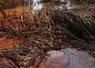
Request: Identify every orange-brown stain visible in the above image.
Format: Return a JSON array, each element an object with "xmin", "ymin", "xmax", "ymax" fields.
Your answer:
[
  {"xmin": 37, "ymin": 64, "xmax": 46, "ymax": 68},
  {"xmin": 0, "ymin": 38, "xmax": 22, "ymax": 49}
]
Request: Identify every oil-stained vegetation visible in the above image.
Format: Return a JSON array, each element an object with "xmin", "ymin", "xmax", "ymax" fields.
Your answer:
[{"xmin": 0, "ymin": 0, "xmax": 95, "ymax": 68}]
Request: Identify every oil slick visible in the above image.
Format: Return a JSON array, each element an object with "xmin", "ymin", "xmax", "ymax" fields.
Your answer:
[{"xmin": 38, "ymin": 49, "xmax": 95, "ymax": 68}]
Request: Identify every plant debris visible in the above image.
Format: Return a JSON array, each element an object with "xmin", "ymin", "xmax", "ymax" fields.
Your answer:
[{"xmin": 0, "ymin": 0, "xmax": 95, "ymax": 68}]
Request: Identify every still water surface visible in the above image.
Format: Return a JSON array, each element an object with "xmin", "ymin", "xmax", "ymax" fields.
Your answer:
[{"xmin": 38, "ymin": 48, "xmax": 95, "ymax": 68}]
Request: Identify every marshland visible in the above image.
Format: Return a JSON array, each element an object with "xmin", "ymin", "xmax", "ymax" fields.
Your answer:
[{"xmin": 0, "ymin": 0, "xmax": 95, "ymax": 68}]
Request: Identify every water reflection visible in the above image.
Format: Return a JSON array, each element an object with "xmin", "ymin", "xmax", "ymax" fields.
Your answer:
[
  {"xmin": 38, "ymin": 48, "xmax": 95, "ymax": 68},
  {"xmin": 32, "ymin": 0, "xmax": 43, "ymax": 11}
]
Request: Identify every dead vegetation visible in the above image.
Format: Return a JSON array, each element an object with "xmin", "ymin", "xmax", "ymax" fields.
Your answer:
[{"xmin": 0, "ymin": 0, "xmax": 95, "ymax": 68}]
